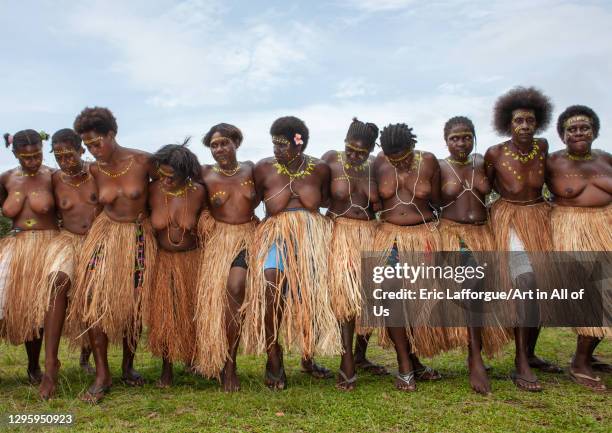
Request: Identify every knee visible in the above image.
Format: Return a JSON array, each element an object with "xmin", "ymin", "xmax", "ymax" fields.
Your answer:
[{"xmin": 227, "ymin": 280, "xmax": 246, "ymax": 304}]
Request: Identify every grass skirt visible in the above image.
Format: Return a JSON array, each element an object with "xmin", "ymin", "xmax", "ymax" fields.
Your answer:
[
  {"xmin": 41, "ymin": 230, "xmax": 89, "ymax": 348},
  {"xmin": 374, "ymin": 222, "xmax": 463, "ymax": 357},
  {"xmin": 194, "ymin": 218, "xmax": 257, "ymax": 377},
  {"xmin": 439, "ymin": 219, "xmax": 512, "ymax": 357},
  {"xmin": 146, "ymin": 249, "xmax": 199, "ymax": 363},
  {"xmin": 69, "ymin": 212, "xmax": 156, "ymax": 347},
  {"xmin": 329, "ymin": 217, "xmax": 377, "ymax": 326},
  {"xmin": 241, "ymin": 210, "xmax": 341, "ymax": 357},
  {"xmin": 551, "ymin": 205, "xmax": 611, "ymax": 338},
  {"xmin": 0, "ymin": 230, "xmax": 57, "ymax": 344}
]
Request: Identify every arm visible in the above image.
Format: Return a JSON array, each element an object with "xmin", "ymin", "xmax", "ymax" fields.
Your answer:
[
  {"xmin": 0, "ymin": 172, "xmax": 7, "ymax": 208},
  {"xmin": 429, "ymin": 154, "xmax": 441, "ymax": 208},
  {"xmin": 484, "ymin": 145, "xmax": 498, "ymax": 186},
  {"xmin": 318, "ymin": 159, "xmax": 331, "ymax": 209}
]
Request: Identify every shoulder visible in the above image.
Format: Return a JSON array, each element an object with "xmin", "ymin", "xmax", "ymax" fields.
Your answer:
[
  {"xmin": 201, "ymin": 164, "xmax": 213, "ymax": 177},
  {"xmin": 255, "ymin": 157, "xmax": 275, "ymax": 170},
  {"xmin": 593, "ymin": 149, "xmax": 611, "ymax": 159},
  {"xmin": 321, "ymin": 150, "xmax": 339, "ymax": 163},
  {"xmin": 535, "ymin": 137, "xmax": 549, "ymax": 152},
  {"xmin": 127, "ymin": 149, "xmax": 152, "ymax": 165},
  {"xmin": 484, "ymin": 143, "xmax": 505, "ymax": 159},
  {"xmin": 548, "ymin": 149, "xmax": 565, "ymax": 161},
  {"xmin": 419, "ymin": 150, "xmax": 436, "ymax": 161},
  {"xmin": 242, "ymin": 160, "xmax": 256, "ymax": 169}
]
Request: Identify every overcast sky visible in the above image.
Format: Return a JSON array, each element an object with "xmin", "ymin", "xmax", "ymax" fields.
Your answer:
[{"xmin": 1, "ymin": 0, "xmax": 611, "ymax": 173}]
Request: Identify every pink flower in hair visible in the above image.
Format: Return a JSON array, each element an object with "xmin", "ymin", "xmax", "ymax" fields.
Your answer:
[{"xmin": 294, "ymin": 133, "xmax": 303, "ymax": 146}]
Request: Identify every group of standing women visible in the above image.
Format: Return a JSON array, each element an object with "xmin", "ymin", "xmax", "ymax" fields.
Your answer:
[{"xmin": 0, "ymin": 86, "xmax": 609, "ymax": 404}]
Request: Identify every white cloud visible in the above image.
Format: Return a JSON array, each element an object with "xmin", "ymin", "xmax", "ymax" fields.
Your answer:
[
  {"xmin": 334, "ymin": 77, "xmax": 377, "ymax": 99},
  {"xmin": 344, "ymin": 0, "xmax": 417, "ymax": 12}
]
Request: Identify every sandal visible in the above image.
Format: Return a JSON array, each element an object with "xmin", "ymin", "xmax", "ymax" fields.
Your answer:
[
  {"xmin": 265, "ymin": 364, "xmax": 287, "ymax": 390},
  {"xmin": 414, "ymin": 366, "xmax": 442, "ymax": 381},
  {"xmin": 510, "ymin": 370, "xmax": 542, "ymax": 392},
  {"xmin": 121, "ymin": 371, "xmax": 145, "ymax": 387},
  {"xmin": 80, "ymin": 383, "xmax": 111, "ymax": 404},
  {"xmin": 569, "ymin": 369, "xmax": 606, "ymax": 392},
  {"xmin": 591, "ymin": 356, "xmax": 612, "ymax": 374},
  {"xmin": 336, "ymin": 370, "xmax": 357, "ymax": 391},
  {"xmin": 301, "ymin": 362, "xmax": 333, "ymax": 379},
  {"xmin": 355, "ymin": 359, "xmax": 388, "ymax": 376},
  {"xmin": 395, "ymin": 371, "xmax": 416, "ymax": 391},
  {"xmin": 528, "ymin": 356, "xmax": 563, "ymax": 374}
]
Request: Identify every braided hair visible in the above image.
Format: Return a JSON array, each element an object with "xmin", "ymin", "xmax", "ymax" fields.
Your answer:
[
  {"xmin": 443, "ymin": 116, "xmax": 475, "ymax": 140},
  {"xmin": 4, "ymin": 129, "xmax": 48, "ymax": 151},
  {"xmin": 152, "ymin": 138, "xmax": 200, "ymax": 182},
  {"xmin": 380, "ymin": 123, "xmax": 417, "ymax": 155},
  {"xmin": 345, "ymin": 117, "xmax": 379, "ymax": 151}
]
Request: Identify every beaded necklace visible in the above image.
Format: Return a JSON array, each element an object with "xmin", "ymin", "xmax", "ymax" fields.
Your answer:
[
  {"xmin": 565, "ymin": 151, "xmax": 593, "ymax": 161},
  {"xmin": 213, "ymin": 162, "xmax": 241, "ymax": 177},
  {"xmin": 163, "ymin": 183, "xmax": 192, "ymax": 247},
  {"xmin": 273, "ymin": 155, "xmax": 315, "ymax": 180},
  {"xmin": 97, "ymin": 156, "xmax": 134, "ymax": 178},
  {"xmin": 338, "ymin": 151, "xmax": 368, "ymax": 172},
  {"xmin": 503, "ymin": 140, "xmax": 539, "ymax": 164},
  {"xmin": 61, "ymin": 171, "xmax": 92, "ymax": 188}
]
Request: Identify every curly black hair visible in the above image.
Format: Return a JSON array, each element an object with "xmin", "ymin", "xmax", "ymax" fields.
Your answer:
[
  {"xmin": 4, "ymin": 129, "xmax": 46, "ymax": 151},
  {"xmin": 73, "ymin": 106, "xmax": 118, "ymax": 135},
  {"xmin": 556, "ymin": 105, "xmax": 600, "ymax": 139},
  {"xmin": 202, "ymin": 123, "xmax": 243, "ymax": 148},
  {"xmin": 443, "ymin": 116, "xmax": 475, "ymax": 140},
  {"xmin": 51, "ymin": 128, "xmax": 82, "ymax": 151},
  {"xmin": 270, "ymin": 116, "xmax": 309, "ymax": 150},
  {"xmin": 493, "ymin": 86, "xmax": 552, "ymax": 136},
  {"xmin": 380, "ymin": 123, "xmax": 417, "ymax": 155},
  {"xmin": 345, "ymin": 117, "xmax": 379, "ymax": 151},
  {"xmin": 152, "ymin": 138, "xmax": 200, "ymax": 182}
]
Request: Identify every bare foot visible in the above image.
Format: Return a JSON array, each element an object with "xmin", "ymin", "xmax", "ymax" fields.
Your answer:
[
  {"xmin": 80, "ymin": 378, "xmax": 112, "ymax": 404},
  {"xmin": 221, "ymin": 365, "xmax": 241, "ymax": 392},
  {"xmin": 468, "ymin": 356, "xmax": 491, "ymax": 395},
  {"xmin": 39, "ymin": 360, "xmax": 61, "ymax": 400}
]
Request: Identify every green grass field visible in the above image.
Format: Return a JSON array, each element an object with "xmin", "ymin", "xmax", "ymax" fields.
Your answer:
[{"xmin": 0, "ymin": 328, "xmax": 609, "ymax": 432}]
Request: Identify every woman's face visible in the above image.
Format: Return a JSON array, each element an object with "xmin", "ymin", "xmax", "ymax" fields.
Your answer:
[
  {"xmin": 209, "ymin": 132, "xmax": 237, "ymax": 166},
  {"xmin": 510, "ymin": 108, "xmax": 536, "ymax": 143},
  {"xmin": 14, "ymin": 143, "xmax": 43, "ymax": 173},
  {"xmin": 563, "ymin": 116, "xmax": 594, "ymax": 155},
  {"xmin": 157, "ymin": 164, "xmax": 184, "ymax": 190},
  {"xmin": 81, "ymin": 130, "xmax": 115, "ymax": 162},
  {"xmin": 344, "ymin": 140, "xmax": 371, "ymax": 165},
  {"xmin": 53, "ymin": 142, "xmax": 84, "ymax": 174},
  {"xmin": 272, "ymin": 135, "xmax": 301, "ymax": 165},
  {"xmin": 446, "ymin": 124, "xmax": 474, "ymax": 160}
]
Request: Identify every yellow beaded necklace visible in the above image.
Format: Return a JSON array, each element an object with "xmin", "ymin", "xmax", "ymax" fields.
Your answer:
[
  {"xmin": 273, "ymin": 156, "xmax": 315, "ymax": 180},
  {"xmin": 97, "ymin": 156, "xmax": 134, "ymax": 178}
]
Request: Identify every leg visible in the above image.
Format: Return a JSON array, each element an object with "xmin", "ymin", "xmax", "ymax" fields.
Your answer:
[
  {"xmin": 81, "ymin": 327, "xmax": 112, "ymax": 404},
  {"xmin": 386, "ymin": 327, "xmax": 416, "ymax": 391},
  {"xmin": 25, "ymin": 335, "xmax": 43, "ymax": 385},
  {"xmin": 467, "ymin": 326, "xmax": 490, "ymax": 395},
  {"xmin": 301, "ymin": 356, "xmax": 333, "ymax": 379},
  {"xmin": 526, "ymin": 327, "xmax": 561, "ymax": 372},
  {"xmin": 354, "ymin": 332, "xmax": 388, "ymax": 375},
  {"xmin": 569, "ymin": 335, "xmax": 606, "ymax": 391},
  {"xmin": 157, "ymin": 357, "xmax": 173, "ymax": 388},
  {"xmin": 79, "ymin": 346, "xmax": 95, "ymax": 375},
  {"xmin": 39, "ymin": 273, "xmax": 69, "ymax": 399},
  {"xmin": 121, "ymin": 333, "xmax": 144, "ymax": 386},
  {"xmin": 589, "ymin": 338, "xmax": 612, "ymax": 373},
  {"xmin": 337, "ymin": 319, "xmax": 356, "ymax": 391},
  {"xmin": 263, "ymin": 268, "xmax": 286, "ymax": 390},
  {"xmin": 220, "ymin": 265, "xmax": 247, "ymax": 392},
  {"xmin": 511, "ymin": 326, "xmax": 541, "ymax": 391}
]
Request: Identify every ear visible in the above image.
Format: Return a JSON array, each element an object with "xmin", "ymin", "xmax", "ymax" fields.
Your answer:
[{"xmin": 107, "ymin": 130, "xmax": 116, "ymax": 140}]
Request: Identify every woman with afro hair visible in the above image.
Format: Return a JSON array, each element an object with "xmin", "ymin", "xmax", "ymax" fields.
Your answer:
[
  {"xmin": 372, "ymin": 122, "xmax": 454, "ymax": 391},
  {"xmin": 322, "ymin": 117, "xmax": 387, "ymax": 390},
  {"xmin": 67, "ymin": 106, "xmax": 158, "ymax": 403},
  {"xmin": 0, "ymin": 130, "xmax": 57, "ymax": 387},
  {"xmin": 484, "ymin": 86, "xmax": 562, "ymax": 392},
  {"xmin": 193, "ymin": 123, "xmax": 259, "ymax": 392},
  {"xmin": 145, "ymin": 140, "xmax": 206, "ymax": 388},
  {"xmin": 242, "ymin": 116, "xmax": 341, "ymax": 390},
  {"xmin": 437, "ymin": 116, "xmax": 512, "ymax": 395},
  {"xmin": 547, "ymin": 105, "xmax": 611, "ymax": 391}
]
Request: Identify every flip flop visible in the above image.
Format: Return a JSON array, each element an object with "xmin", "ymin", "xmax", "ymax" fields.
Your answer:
[
  {"xmin": 528, "ymin": 357, "xmax": 563, "ymax": 374},
  {"xmin": 265, "ymin": 365, "xmax": 286, "ymax": 391},
  {"xmin": 336, "ymin": 370, "xmax": 357, "ymax": 391},
  {"xmin": 80, "ymin": 384, "xmax": 111, "ymax": 404},
  {"xmin": 301, "ymin": 362, "xmax": 333, "ymax": 379},
  {"xmin": 414, "ymin": 366, "xmax": 442, "ymax": 381},
  {"xmin": 569, "ymin": 369, "xmax": 606, "ymax": 392},
  {"xmin": 121, "ymin": 372, "xmax": 145, "ymax": 387},
  {"xmin": 355, "ymin": 359, "xmax": 389, "ymax": 376},
  {"xmin": 395, "ymin": 371, "xmax": 416, "ymax": 392},
  {"xmin": 510, "ymin": 370, "xmax": 542, "ymax": 392}
]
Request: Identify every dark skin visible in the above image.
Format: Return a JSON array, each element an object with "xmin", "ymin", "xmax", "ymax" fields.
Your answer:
[
  {"xmin": 0, "ymin": 143, "xmax": 57, "ymax": 386},
  {"xmin": 322, "ymin": 141, "xmax": 385, "ymax": 390},
  {"xmin": 149, "ymin": 164, "xmax": 205, "ymax": 387},
  {"xmin": 39, "ymin": 142, "xmax": 101, "ymax": 400},
  {"xmin": 546, "ymin": 116, "xmax": 612, "ymax": 390},
  {"xmin": 439, "ymin": 124, "xmax": 492, "ymax": 395},
  {"xmin": 200, "ymin": 131, "xmax": 258, "ymax": 392},
  {"xmin": 80, "ymin": 129, "xmax": 157, "ymax": 400},
  {"xmin": 484, "ymin": 108, "xmax": 556, "ymax": 391},
  {"xmin": 253, "ymin": 133, "xmax": 331, "ymax": 389},
  {"xmin": 374, "ymin": 146, "xmax": 441, "ymax": 391}
]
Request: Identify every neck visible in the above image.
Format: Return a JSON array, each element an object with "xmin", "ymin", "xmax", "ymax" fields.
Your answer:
[
  {"xmin": 64, "ymin": 162, "xmax": 86, "ymax": 177},
  {"xmin": 512, "ymin": 137, "xmax": 534, "ymax": 151},
  {"xmin": 450, "ymin": 153, "xmax": 469, "ymax": 162},
  {"xmin": 165, "ymin": 180, "xmax": 188, "ymax": 194},
  {"xmin": 286, "ymin": 153, "xmax": 304, "ymax": 171},
  {"xmin": 218, "ymin": 158, "xmax": 238, "ymax": 171}
]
